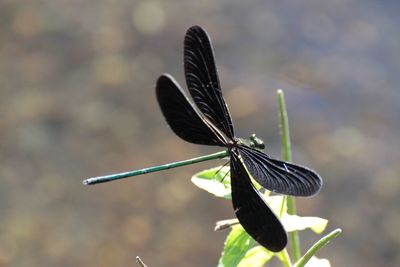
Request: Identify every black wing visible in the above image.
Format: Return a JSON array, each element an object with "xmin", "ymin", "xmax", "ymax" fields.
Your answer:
[
  {"xmin": 184, "ymin": 25, "xmax": 235, "ymax": 140},
  {"xmin": 156, "ymin": 74, "xmax": 226, "ymax": 146},
  {"xmin": 230, "ymin": 149, "xmax": 287, "ymax": 252},
  {"xmin": 237, "ymin": 145, "xmax": 322, "ymax": 197}
]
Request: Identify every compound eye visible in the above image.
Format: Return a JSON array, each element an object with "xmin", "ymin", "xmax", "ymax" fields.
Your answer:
[
  {"xmin": 257, "ymin": 142, "xmax": 265, "ymax": 150},
  {"xmin": 249, "ymin": 134, "xmax": 265, "ymax": 150}
]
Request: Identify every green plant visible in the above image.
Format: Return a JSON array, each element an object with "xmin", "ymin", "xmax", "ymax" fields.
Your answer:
[{"xmin": 191, "ymin": 90, "xmax": 341, "ymax": 267}]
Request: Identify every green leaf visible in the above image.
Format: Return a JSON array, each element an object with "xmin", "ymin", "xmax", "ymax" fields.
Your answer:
[
  {"xmin": 282, "ymin": 214, "xmax": 328, "ymax": 234},
  {"xmin": 237, "ymin": 246, "xmax": 274, "ymax": 267},
  {"xmin": 218, "ymin": 225, "xmax": 255, "ymax": 267},
  {"xmin": 191, "ymin": 166, "xmax": 232, "ymax": 199},
  {"xmin": 265, "ymin": 195, "xmax": 286, "ymax": 214},
  {"xmin": 264, "ymin": 195, "xmax": 328, "ymax": 234}
]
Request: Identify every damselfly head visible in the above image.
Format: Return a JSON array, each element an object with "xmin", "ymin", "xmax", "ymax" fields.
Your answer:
[
  {"xmin": 249, "ymin": 133, "xmax": 265, "ymax": 150},
  {"xmin": 237, "ymin": 134, "xmax": 265, "ymax": 150}
]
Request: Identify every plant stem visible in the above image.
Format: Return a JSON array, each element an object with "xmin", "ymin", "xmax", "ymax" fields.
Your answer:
[
  {"xmin": 214, "ymin": 218, "xmax": 239, "ymax": 231},
  {"xmin": 294, "ymin": 229, "xmax": 342, "ymax": 267},
  {"xmin": 279, "ymin": 249, "xmax": 293, "ymax": 267},
  {"xmin": 277, "ymin": 90, "xmax": 292, "ymax": 166},
  {"xmin": 136, "ymin": 256, "xmax": 148, "ymax": 267},
  {"xmin": 83, "ymin": 150, "xmax": 229, "ymax": 185},
  {"xmin": 279, "ymin": 195, "xmax": 287, "ymax": 218},
  {"xmin": 277, "ymin": 89, "xmax": 301, "ymax": 261}
]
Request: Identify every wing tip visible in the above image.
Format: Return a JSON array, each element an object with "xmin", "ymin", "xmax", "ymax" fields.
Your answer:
[
  {"xmin": 186, "ymin": 25, "xmax": 206, "ymax": 35},
  {"xmin": 261, "ymin": 230, "xmax": 288, "ymax": 252},
  {"xmin": 185, "ymin": 25, "xmax": 211, "ymax": 46},
  {"xmin": 265, "ymin": 238, "xmax": 287, "ymax": 252},
  {"xmin": 157, "ymin": 73, "xmax": 175, "ymax": 83},
  {"xmin": 156, "ymin": 73, "xmax": 182, "ymax": 92},
  {"xmin": 302, "ymin": 170, "xmax": 323, "ymax": 197}
]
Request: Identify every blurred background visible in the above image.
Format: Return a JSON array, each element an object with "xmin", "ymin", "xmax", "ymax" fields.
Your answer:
[{"xmin": 0, "ymin": 0, "xmax": 399, "ymax": 266}]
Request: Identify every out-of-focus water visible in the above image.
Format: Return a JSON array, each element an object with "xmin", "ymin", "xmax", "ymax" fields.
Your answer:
[{"xmin": 0, "ymin": 1, "xmax": 399, "ymax": 266}]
